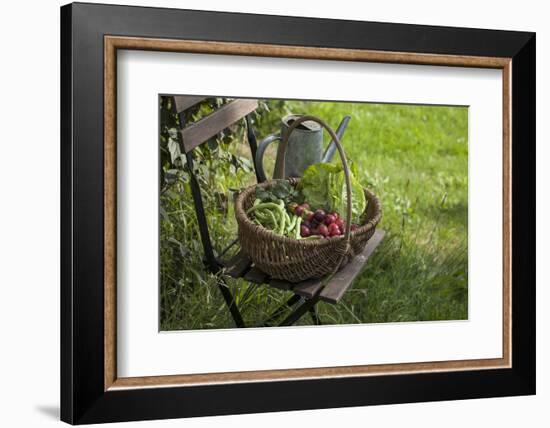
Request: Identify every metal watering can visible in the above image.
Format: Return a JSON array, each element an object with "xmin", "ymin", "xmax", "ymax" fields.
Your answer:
[{"xmin": 255, "ymin": 114, "xmax": 350, "ymax": 182}]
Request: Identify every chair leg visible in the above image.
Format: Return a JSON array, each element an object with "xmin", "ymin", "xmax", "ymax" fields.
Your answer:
[
  {"xmin": 278, "ymin": 296, "xmax": 319, "ymax": 327},
  {"xmin": 217, "ymin": 278, "xmax": 245, "ymax": 328},
  {"xmin": 262, "ymin": 294, "xmax": 301, "ymax": 326}
]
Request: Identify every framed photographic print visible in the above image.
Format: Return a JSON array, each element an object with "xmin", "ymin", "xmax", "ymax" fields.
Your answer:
[{"xmin": 60, "ymin": 2, "xmax": 535, "ymax": 424}]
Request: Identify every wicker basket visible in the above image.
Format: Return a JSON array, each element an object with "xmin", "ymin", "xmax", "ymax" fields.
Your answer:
[{"xmin": 235, "ymin": 115, "xmax": 382, "ymax": 283}]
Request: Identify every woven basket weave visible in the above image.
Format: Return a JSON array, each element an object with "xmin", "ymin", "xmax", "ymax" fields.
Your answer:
[{"xmin": 235, "ymin": 115, "xmax": 382, "ymax": 283}]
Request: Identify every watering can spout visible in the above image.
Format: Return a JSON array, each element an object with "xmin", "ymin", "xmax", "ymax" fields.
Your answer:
[{"xmin": 322, "ymin": 115, "xmax": 351, "ymax": 163}]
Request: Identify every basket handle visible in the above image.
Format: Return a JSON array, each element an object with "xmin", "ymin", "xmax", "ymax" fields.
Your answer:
[{"xmin": 277, "ymin": 115, "xmax": 353, "ymax": 258}]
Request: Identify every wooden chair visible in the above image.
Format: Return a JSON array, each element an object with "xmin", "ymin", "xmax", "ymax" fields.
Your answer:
[{"xmin": 171, "ymin": 95, "xmax": 385, "ymax": 327}]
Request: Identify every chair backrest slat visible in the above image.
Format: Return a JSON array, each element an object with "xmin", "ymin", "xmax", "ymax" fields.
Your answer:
[
  {"xmin": 180, "ymin": 99, "xmax": 258, "ymax": 153},
  {"xmin": 173, "ymin": 95, "xmax": 207, "ymax": 113}
]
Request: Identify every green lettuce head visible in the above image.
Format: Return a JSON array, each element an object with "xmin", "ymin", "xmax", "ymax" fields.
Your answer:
[{"xmin": 299, "ymin": 162, "xmax": 366, "ymax": 223}]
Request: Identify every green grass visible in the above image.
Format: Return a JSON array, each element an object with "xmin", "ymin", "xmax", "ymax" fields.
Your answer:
[{"xmin": 160, "ymin": 100, "xmax": 468, "ymax": 330}]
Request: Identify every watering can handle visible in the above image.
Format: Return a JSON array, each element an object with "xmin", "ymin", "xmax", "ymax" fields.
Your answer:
[
  {"xmin": 255, "ymin": 133, "xmax": 281, "ymax": 183},
  {"xmin": 278, "ymin": 115, "xmax": 355, "ymax": 268}
]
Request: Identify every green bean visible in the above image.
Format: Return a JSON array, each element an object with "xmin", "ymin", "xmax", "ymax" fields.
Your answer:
[
  {"xmin": 277, "ymin": 210, "xmax": 286, "ymax": 235},
  {"xmin": 254, "ymin": 208, "xmax": 274, "ymax": 227},
  {"xmin": 294, "ymin": 216, "xmax": 302, "ymax": 239},
  {"xmin": 247, "ymin": 201, "xmax": 291, "ymax": 236},
  {"xmin": 246, "ymin": 202, "xmax": 285, "ymax": 215},
  {"xmin": 284, "ymin": 210, "xmax": 291, "ymax": 226},
  {"xmin": 286, "ymin": 214, "xmax": 297, "ymax": 233},
  {"xmin": 254, "ymin": 209, "xmax": 271, "ymax": 223},
  {"xmin": 253, "ymin": 208, "xmax": 266, "ymax": 217},
  {"xmin": 262, "ymin": 207, "xmax": 285, "ymax": 235},
  {"xmin": 265, "ymin": 209, "xmax": 280, "ymax": 231},
  {"xmin": 273, "ymin": 203, "xmax": 288, "ymax": 235}
]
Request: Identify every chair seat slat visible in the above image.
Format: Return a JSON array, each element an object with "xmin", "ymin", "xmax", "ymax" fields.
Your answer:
[
  {"xmin": 292, "ymin": 278, "xmax": 324, "ymax": 298},
  {"xmin": 244, "ymin": 266, "xmax": 269, "ymax": 284},
  {"xmin": 319, "ymin": 230, "xmax": 385, "ymax": 304},
  {"xmin": 224, "ymin": 250, "xmax": 252, "ymax": 278}
]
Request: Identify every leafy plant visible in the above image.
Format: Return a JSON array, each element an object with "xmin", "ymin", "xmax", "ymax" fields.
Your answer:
[{"xmin": 255, "ymin": 180, "xmax": 301, "ymax": 205}]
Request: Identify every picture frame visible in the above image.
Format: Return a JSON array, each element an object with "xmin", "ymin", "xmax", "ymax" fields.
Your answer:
[{"xmin": 60, "ymin": 2, "xmax": 535, "ymax": 424}]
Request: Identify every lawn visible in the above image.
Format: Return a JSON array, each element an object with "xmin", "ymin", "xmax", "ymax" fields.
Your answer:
[{"xmin": 160, "ymin": 98, "xmax": 468, "ymax": 330}]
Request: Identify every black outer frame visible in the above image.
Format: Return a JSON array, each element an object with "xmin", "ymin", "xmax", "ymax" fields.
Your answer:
[{"xmin": 60, "ymin": 2, "xmax": 535, "ymax": 424}]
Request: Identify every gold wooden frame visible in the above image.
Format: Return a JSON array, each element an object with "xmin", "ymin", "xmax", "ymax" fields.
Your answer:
[{"xmin": 104, "ymin": 36, "xmax": 512, "ymax": 391}]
